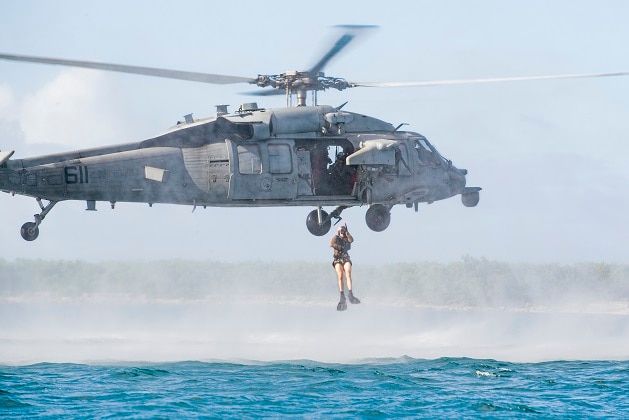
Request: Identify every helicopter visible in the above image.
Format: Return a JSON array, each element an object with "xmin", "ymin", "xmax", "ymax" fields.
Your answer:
[{"xmin": 0, "ymin": 26, "xmax": 626, "ymax": 241}]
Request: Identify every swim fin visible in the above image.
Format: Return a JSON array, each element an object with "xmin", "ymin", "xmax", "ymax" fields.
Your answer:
[
  {"xmin": 337, "ymin": 293, "xmax": 347, "ymax": 311},
  {"xmin": 348, "ymin": 291, "xmax": 361, "ymax": 304}
]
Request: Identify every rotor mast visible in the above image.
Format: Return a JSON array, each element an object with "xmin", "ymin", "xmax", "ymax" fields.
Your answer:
[
  {"xmin": 253, "ymin": 71, "xmax": 352, "ymax": 106},
  {"xmin": 250, "ymin": 25, "xmax": 377, "ymax": 106}
]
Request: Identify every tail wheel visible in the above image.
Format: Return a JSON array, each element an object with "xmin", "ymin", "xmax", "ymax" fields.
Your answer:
[
  {"xmin": 365, "ymin": 204, "xmax": 391, "ymax": 232},
  {"xmin": 306, "ymin": 209, "xmax": 331, "ymax": 236}
]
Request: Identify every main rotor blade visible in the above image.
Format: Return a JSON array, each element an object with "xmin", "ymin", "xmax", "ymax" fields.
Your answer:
[
  {"xmin": 351, "ymin": 71, "xmax": 629, "ymax": 88},
  {"xmin": 309, "ymin": 25, "xmax": 378, "ymax": 75},
  {"xmin": 245, "ymin": 89, "xmax": 285, "ymax": 96},
  {"xmin": 0, "ymin": 53, "xmax": 255, "ymax": 84}
]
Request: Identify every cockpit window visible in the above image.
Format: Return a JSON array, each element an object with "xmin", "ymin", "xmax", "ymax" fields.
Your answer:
[
  {"xmin": 430, "ymin": 144, "xmax": 449, "ymax": 165},
  {"xmin": 414, "ymin": 138, "xmax": 441, "ymax": 166},
  {"xmin": 417, "ymin": 138, "xmax": 432, "ymax": 152}
]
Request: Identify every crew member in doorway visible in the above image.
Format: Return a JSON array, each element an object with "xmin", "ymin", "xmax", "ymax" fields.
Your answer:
[
  {"xmin": 330, "ymin": 224, "xmax": 361, "ymax": 311},
  {"xmin": 329, "ymin": 153, "xmax": 356, "ymax": 195},
  {"xmin": 311, "ymin": 146, "xmax": 331, "ymax": 195}
]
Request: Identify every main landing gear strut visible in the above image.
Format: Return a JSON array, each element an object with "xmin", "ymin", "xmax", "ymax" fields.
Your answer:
[
  {"xmin": 306, "ymin": 205, "xmax": 347, "ymax": 236},
  {"xmin": 20, "ymin": 198, "xmax": 58, "ymax": 241},
  {"xmin": 365, "ymin": 204, "xmax": 391, "ymax": 232},
  {"xmin": 305, "ymin": 203, "xmax": 393, "ymax": 236}
]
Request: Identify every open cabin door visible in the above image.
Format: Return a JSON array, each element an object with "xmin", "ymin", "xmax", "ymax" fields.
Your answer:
[{"xmin": 227, "ymin": 139, "xmax": 299, "ymax": 200}]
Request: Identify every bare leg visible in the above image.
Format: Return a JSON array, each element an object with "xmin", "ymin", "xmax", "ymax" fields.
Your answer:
[
  {"xmin": 345, "ymin": 262, "xmax": 361, "ymax": 304},
  {"xmin": 335, "ymin": 263, "xmax": 345, "ymax": 292},
  {"xmin": 334, "ymin": 263, "xmax": 347, "ymax": 311},
  {"xmin": 343, "ymin": 262, "xmax": 353, "ymax": 291}
]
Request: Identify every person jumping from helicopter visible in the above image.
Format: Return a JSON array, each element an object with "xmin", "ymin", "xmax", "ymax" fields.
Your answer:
[{"xmin": 331, "ymin": 224, "xmax": 361, "ymax": 311}]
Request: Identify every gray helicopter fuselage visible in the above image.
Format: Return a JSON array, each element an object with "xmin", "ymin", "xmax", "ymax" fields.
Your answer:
[
  {"xmin": 1, "ymin": 105, "xmax": 466, "ymax": 205},
  {"xmin": 1, "ymin": 104, "xmax": 480, "ymax": 239}
]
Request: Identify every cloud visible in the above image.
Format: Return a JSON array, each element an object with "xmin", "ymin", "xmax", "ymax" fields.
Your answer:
[
  {"xmin": 19, "ymin": 69, "xmax": 130, "ymax": 147},
  {"xmin": 0, "ymin": 84, "xmax": 14, "ymax": 114},
  {"xmin": 0, "ymin": 85, "xmax": 26, "ymax": 152}
]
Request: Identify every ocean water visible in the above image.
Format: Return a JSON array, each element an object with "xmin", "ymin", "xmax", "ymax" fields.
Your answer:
[
  {"xmin": 2, "ymin": 302, "xmax": 629, "ymax": 418},
  {"xmin": 1, "ymin": 261, "xmax": 628, "ymax": 417},
  {"xmin": 1, "ymin": 358, "xmax": 628, "ymax": 418}
]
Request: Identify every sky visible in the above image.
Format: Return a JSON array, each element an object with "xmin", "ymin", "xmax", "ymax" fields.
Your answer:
[{"xmin": 0, "ymin": 0, "xmax": 628, "ymax": 264}]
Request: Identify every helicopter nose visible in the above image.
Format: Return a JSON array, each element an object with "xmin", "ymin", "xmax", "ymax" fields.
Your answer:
[{"xmin": 449, "ymin": 167, "xmax": 467, "ymax": 195}]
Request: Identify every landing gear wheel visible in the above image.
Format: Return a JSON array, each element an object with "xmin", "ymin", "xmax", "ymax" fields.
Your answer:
[
  {"xmin": 365, "ymin": 204, "xmax": 391, "ymax": 232},
  {"xmin": 306, "ymin": 209, "xmax": 331, "ymax": 236},
  {"xmin": 20, "ymin": 222, "xmax": 40, "ymax": 241}
]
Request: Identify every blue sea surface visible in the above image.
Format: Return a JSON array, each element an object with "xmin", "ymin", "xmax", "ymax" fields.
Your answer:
[
  {"xmin": 2, "ymin": 260, "xmax": 628, "ymax": 417},
  {"xmin": 1, "ymin": 358, "xmax": 627, "ymax": 418}
]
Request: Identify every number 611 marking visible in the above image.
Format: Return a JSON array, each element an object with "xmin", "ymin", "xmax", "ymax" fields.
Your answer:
[{"xmin": 64, "ymin": 165, "xmax": 89, "ymax": 184}]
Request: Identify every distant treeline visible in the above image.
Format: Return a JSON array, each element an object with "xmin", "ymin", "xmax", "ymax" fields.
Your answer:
[{"xmin": 0, "ymin": 257, "xmax": 627, "ymax": 308}]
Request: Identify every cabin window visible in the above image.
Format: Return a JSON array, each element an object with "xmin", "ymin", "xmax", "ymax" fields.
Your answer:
[
  {"xmin": 268, "ymin": 144, "xmax": 292, "ymax": 174},
  {"xmin": 237, "ymin": 144, "xmax": 262, "ymax": 174}
]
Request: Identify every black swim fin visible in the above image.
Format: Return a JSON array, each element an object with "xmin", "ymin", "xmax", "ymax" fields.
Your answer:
[
  {"xmin": 337, "ymin": 300, "xmax": 347, "ymax": 311},
  {"xmin": 348, "ymin": 291, "xmax": 361, "ymax": 304},
  {"xmin": 337, "ymin": 293, "xmax": 347, "ymax": 311}
]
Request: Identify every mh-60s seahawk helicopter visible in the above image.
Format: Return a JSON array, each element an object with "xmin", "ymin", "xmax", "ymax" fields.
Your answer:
[{"xmin": 1, "ymin": 26, "xmax": 626, "ymax": 241}]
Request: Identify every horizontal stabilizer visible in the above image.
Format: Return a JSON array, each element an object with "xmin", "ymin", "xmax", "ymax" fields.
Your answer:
[{"xmin": 0, "ymin": 150, "xmax": 14, "ymax": 165}]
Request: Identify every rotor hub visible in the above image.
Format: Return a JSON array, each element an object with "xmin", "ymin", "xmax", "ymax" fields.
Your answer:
[{"xmin": 254, "ymin": 71, "xmax": 351, "ymax": 93}]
